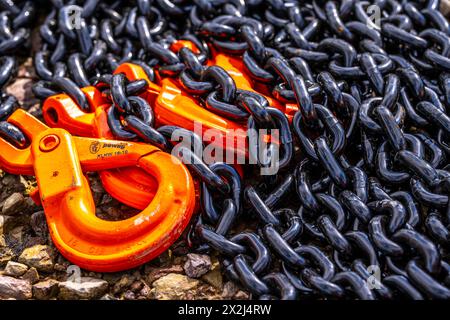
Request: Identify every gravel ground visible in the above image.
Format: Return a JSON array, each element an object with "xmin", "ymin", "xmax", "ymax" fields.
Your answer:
[
  {"xmin": 0, "ymin": 59, "xmax": 249, "ymax": 300},
  {"xmin": 1, "ymin": 2, "xmax": 450, "ymax": 301}
]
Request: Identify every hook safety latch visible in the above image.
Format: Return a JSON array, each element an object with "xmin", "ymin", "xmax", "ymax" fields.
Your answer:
[{"xmin": 0, "ymin": 109, "xmax": 196, "ymax": 272}]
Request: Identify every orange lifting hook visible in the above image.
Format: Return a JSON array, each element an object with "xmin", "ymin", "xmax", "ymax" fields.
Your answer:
[
  {"xmin": 112, "ymin": 46, "xmax": 298, "ymax": 159},
  {"xmin": 41, "ymin": 41, "xmax": 273, "ymax": 212},
  {"xmin": 42, "ymin": 40, "xmax": 241, "ymax": 209},
  {"xmin": 0, "ymin": 109, "xmax": 195, "ymax": 272},
  {"xmin": 207, "ymin": 48, "xmax": 299, "ymax": 120},
  {"xmin": 114, "ymin": 63, "xmax": 249, "ymax": 159},
  {"xmin": 43, "ymin": 86, "xmax": 159, "ymax": 210}
]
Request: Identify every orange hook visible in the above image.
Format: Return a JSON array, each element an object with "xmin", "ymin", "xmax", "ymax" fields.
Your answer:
[
  {"xmin": 43, "ymin": 86, "xmax": 158, "ymax": 210},
  {"xmin": 0, "ymin": 109, "xmax": 195, "ymax": 272},
  {"xmin": 115, "ymin": 64, "xmax": 249, "ymax": 160},
  {"xmin": 207, "ymin": 50, "xmax": 299, "ymax": 120}
]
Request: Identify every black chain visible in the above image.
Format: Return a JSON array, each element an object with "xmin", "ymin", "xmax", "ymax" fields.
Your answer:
[
  {"xmin": 0, "ymin": 0, "xmax": 450, "ymax": 300},
  {"xmin": 0, "ymin": 0, "xmax": 33, "ymax": 147}
]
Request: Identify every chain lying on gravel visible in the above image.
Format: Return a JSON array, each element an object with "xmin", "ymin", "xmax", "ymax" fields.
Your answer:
[
  {"xmin": 0, "ymin": 0, "xmax": 34, "ymax": 147},
  {"xmin": 1, "ymin": 0, "xmax": 450, "ymax": 299}
]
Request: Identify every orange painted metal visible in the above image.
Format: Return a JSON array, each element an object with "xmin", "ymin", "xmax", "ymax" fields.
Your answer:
[
  {"xmin": 115, "ymin": 65, "xmax": 249, "ymax": 159},
  {"xmin": 170, "ymin": 39, "xmax": 201, "ymax": 54},
  {"xmin": 208, "ymin": 51, "xmax": 299, "ymax": 120},
  {"xmin": 0, "ymin": 109, "xmax": 195, "ymax": 272},
  {"xmin": 43, "ymin": 87, "xmax": 158, "ymax": 210},
  {"xmin": 113, "ymin": 52, "xmax": 297, "ymax": 159}
]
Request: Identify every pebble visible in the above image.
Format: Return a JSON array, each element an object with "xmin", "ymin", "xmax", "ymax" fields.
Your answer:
[
  {"xmin": 18, "ymin": 245, "xmax": 54, "ymax": 272},
  {"xmin": 2, "ymin": 175, "xmax": 18, "ymax": 188},
  {"xmin": 442, "ymin": 0, "xmax": 450, "ymax": 17},
  {"xmin": 146, "ymin": 264, "xmax": 184, "ymax": 284},
  {"xmin": 130, "ymin": 280, "xmax": 143, "ymax": 293},
  {"xmin": 32, "ymin": 279, "xmax": 59, "ymax": 300},
  {"xmin": 4, "ymin": 261, "xmax": 28, "ymax": 277},
  {"xmin": 58, "ymin": 277, "xmax": 109, "ymax": 299},
  {"xmin": 151, "ymin": 273, "xmax": 199, "ymax": 300},
  {"xmin": 183, "ymin": 253, "xmax": 212, "ymax": 278},
  {"xmin": 30, "ymin": 211, "xmax": 48, "ymax": 238},
  {"xmin": 201, "ymin": 257, "xmax": 222, "ymax": 289},
  {"xmin": 0, "ymin": 275, "xmax": 32, "ymax": 300},
  {"xmin": 0, "ymin": 216, "xmax": 10, "ymax": 236},
  {"xmin": 222, "ymin": 281, "xmax": 239, "ymax": 299},
  {"xmin": 112, "ymin": 274, "xmax": 134, "ymax": 294},
  {"xmin": 234, "ymin": 290, "xmax": 250, "ymax": 300},
  {"xmin": 22, "ymin": 267, "xmax": 40, "ymax": 284},
  {"xmin": 1, "ymin": 193, "xmax": 25, "ymax": 216},
  {"xmin": 0, "ymin": 214, "xmax": 30, "ymax": 236},
  {"xmin": 0, "ymin": 246, "xmax": 13, "ymax": 266},
  {"xmin": 123, "ymin": 290, "xmax": 136, "ymax": 300},
  {"xmin": 138, "ymin": 282, "xmax": 152, "ymax": 299},
  {"xmin": 6, "ymin": 78, "xmax": 39, "ymax": 108}
]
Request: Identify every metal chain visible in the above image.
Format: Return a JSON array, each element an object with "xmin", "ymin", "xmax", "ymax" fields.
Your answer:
[
  {"xmin": 0, "ymin": 0, "xmax": 34, "ymax": 147},
  {"xmin": 0, "ymin": 0, "xmax": 449, "ymax": 299}
]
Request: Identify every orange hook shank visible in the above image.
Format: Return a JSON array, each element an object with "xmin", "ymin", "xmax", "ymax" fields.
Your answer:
[
  {"xmin": 208, "ymin": 50, "xmax": 299, "ymax": 120},
  {"xmin": 115, "ymin": 64, "xmax": 249, "ymax": 159},
  {"xmin": 0, "ymin": 109, "xmax": 195, "ymax": 272},
  {"xmin": 43, "ymin": 87, "xmax": 158, "ymax": 210}
]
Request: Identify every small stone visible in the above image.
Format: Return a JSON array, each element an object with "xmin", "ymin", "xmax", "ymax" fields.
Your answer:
[
  {"xmin": 138, "ymin": 282, "xmax": 152, "ymax": 299},
  {"xmin": 441, "ymin": 0, "xmax": 450, "ymax": 17},
  {"xmin": 32, "ymin": 279, "xmax": 59, "ymax": 300},
  {"xmin": 17, "ymin": 58, "xmax": 34, "ymax": 78},
  {"xmin": 0, "ymin": 247, "xmax": 13, "ymax": 266},
  {"xmin": 234, "ymin": 290, "xmax": 250, "ymax": 300},
  {"xmin": 222, "ymin": 281, "xmax": 239, "ymax": 299},
  {"xmin": 18, "ymin": 245, "xmax": 54, "ymax": 272},
  {"xmin": 30, "ymin": 211, "xmax": 48, "ymax": 238},
  {"xmin": 58, "ymin": 277, "xmax": 109, "ymax": 299},
  {"xmin": 146, "ymin": 265, "xmax": 184, "ymax": 284},
  {"xmin": 151, "ymin": 273, "xmax": 200, "ymax": 300},
  {"xmin": 9, "ymin": 226, "xmax": 24, "ymax": 242},
  {"xmin": 22, "ymin": 267, "xmax": 40, "ymax": 284},
  {"xmin": 130, "ymin": 280, "xmax": 143, "ymax": 293},
  {"xmin": 6, "ymin": 78, "xmax": 38, "ymax": 108},
  {"xmin": 201, "ymin": 257, "xmax": 222, "ymax": 289},
  {"xmin": 0, "ymin": 275, "xmax": 32, "ymax": 299},
  {"xmin": 123, "ymin": 290, "xmax": 136, "ymax": 300},
  {"xmin": 0, "ymin": 214, "xmax": 30, "ymax": 235},
  {"xmin": 100, "ymin": 293, "xmax": 117, "ymax": 300},
  {"xmin": 4, "ymin": 261, "xmax": 28, "ymax": 277},
  {"xmin": 183, "ymin": 253, "xmax": 212, "ymax": 278},
  {"xmin": 2, "ymin": 174, "xmax": 18, "ymax": 188},
  {"xmin": 1, "ymin": 193, "xmax": 25, "ymax": 216},
  {"xmin": 24, "ymin": 197, "xmax": 39, "ymax": 213},
  {"xmin": 112, "ymin": 274, "xmax": 134, "ymax": 294},
  {"xmin": 53, "ymin": 263, "xmax": 68, "ymax": 272},
  {"xmin": 0, "ymin": 216, "xmax": 9, "ymax": 235}
]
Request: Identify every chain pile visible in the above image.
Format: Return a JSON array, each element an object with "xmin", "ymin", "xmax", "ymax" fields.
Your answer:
[{"xmin": 1, "ymin": 0, "xmax": 450, "ymax": 299}]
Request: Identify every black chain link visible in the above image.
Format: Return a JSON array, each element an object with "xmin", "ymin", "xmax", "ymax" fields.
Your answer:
[{"xmin": 1, "ymin": 0, "xmax": 450, "ymax": 299}]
